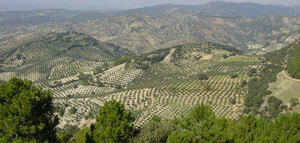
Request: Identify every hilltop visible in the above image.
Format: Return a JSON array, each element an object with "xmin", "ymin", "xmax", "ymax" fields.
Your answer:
[
  {"xmin": 121, "ymin": 2, "xmax": 300, "ymax": 17},
  {"xmin": 0, "ymin": 2, "xmax": 299, "ymax": 54},
  {"xmin": 0, "ymin": 32, "xmax": 131, "ymax": 82},
  {"xmin": 1, "ymin": 31, "xmax": 131, "ymax": 63},
  {"xmin": 0, "ymin": 32, "xmax": 298, "ymax": 130},
  {"xmin": 0, "ymin": 1, "xmax": 299, "ymax": 130},
  {"xmin": 17, "ymin": 41, "xmax": 259, "ymax": 128}
]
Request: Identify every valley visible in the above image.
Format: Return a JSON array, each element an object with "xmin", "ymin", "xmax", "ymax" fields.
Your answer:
[{"xmin": 0, "ymin": 1, "xmax": 299, "ymax": 142}]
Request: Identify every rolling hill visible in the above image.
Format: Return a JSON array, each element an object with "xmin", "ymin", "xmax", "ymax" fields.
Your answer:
[
  {"xmin": 0, "ymin": 32, "xmax": 131, "ymax": 82},
  {"xmin": 121, "ymin": 2, "xmax": 300, "ymax": 17},
  {"xmin": 4, "ymin": 41, "xmax": 259, "ymax": 128},
  {"xmin": 0, "ymin": 1, "xmax": 299, "ymax": 129},
  {"xmin": 0, "ymin": 2, "xmax": 299, "ymax": 54}
]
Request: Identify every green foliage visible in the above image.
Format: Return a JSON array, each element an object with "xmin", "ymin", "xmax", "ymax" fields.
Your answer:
[
  {"xmin": 71, "ymin": 127, "xmax": 93, "ymax": 143},
  {"xmin": 96, "ymin": 81, "xmax": 105, "ymax": 87},
  {"xmin": 0, "ymin": 78, "xmax": 58, "ymax": 142},
  {"xmin": 287, "ymin": 42, "xmax": 300, "ymax": 79},
  {"xmin": 204, "ymin": 84, "xmax": 211, "ymax": 91},
  {"xmin": 230, "ymin": 74, "xmax": 238, "ymax": 78},
  {"xmin": 290, "ymin": 98, "xmax": 299, "ymax": 108},
  {"xmin": 244, "ymin": 44, "xmax": 289, "ymax": 117},
  {"xmin": 197, "ymin": 73, "xmax": 208, "ymax": 80},
  {"xmin": 222, "ymin": 54, "xmax": 229, "ymax": 59},
  {"xmin": 232, "ymin": 113, "xmax": 300, "ymax": 142},
  {"xmin": 58, "ymin": 106, "xmax": 66, "ymax": 116},
  {"xmin": 247, "ymin": 68, "xmax": 257, "ymax": 76},
  {"xmin": 10, "ymin": 32, "xmax": 131, "ymax": 65},
  {"xmin": 93, "ymin": 67, "xmax": 103, "ymax": 75},
  {"xmin": 70, "ymin": 107, "xmax": 77, "ymax": 114},
  {"xmin": 230, "ymin": 97, "xmax": 236, "ymax": 104},
  {"xmin": 166, "ymin": 105, "xmax": 299, "ymax": 143},
  {"xmin": 78, "ymin": 72, "xmax": 92, "ymax": 85},
  {"xmin": 167, "ymin": 105, "xmax": 233, "ymax": 143},
  {"xmin": 115, "ymin": 85, "xmax": 122, "ymax": 90},
  {"xmin": 241, "ymin": 80, "xmax": 247, "ymax": 87},
  {"xmin": 231, "ymin": 115, "xmax": 268, "ymax": 143},
  {"xmin": 261, "ymin": 96, "xmax": 285, "ymax": 120},
  {"xmin": 92, "ymin": 100, "xmax": 136, "ymax": 143},
  {"xmin": 124, "ymin": 48, "xmax": 170, "ymax": 70},
  {"xmin": 58, "ymin": 131, "xmax": 72, "ymax": 143},
  {"xmin": 114, "ymin": 54, "xmax": 137, "ymax": 66},
  {"xmin": 271, "ymin": 113, "xmax": 300, "ymax": 142},
  {"xmin": 135, "ymin": 117, "xmax": 175, "ymax": 143}
]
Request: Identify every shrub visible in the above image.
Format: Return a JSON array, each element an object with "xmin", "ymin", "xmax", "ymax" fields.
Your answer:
[
  {"xmin": 287, "ymin": 43, "xmax": 300, "ymax": 79},
  {"xmin": 70, "ymin": 107, "xmax": 77, "ymax": 114},
  {"xmin": 248, "ymin": 68, "xmax": 257, "ymax": 76},
  {"xmin": 135, "ymin": 116, "xmax": 175, "ymax": 143},
  {"xmin": 230, "ymin": 74, "xmax": 238, "ymax": 78},
  {"xmin": 198, "ymin": 73, "xmax": 208, "ymax": 80},
  {"xmin": 241, "ymin": 80, "xmax": 247, "ymax": 87},
  {"xmin": 204, "ymin": 84, "xmax": 211, "ymax": 91},
  {"xmin": 222, "ymin": 54, "xmax": 229, "ymax": 59},
  {"xmin": 290, "ymin": 98, "xmax": 299, "ymax": 107}
]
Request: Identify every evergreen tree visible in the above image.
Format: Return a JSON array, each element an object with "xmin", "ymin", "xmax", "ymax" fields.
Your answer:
[
  {"xmin": 167, "ymin": 105, "xmax": 233, "ymax": 143},
  {"xmin": 92, "ymin": 100, "xmax": 136, "ymax": 143},
  {"xmin": 0, "ymin": 78, "xmax": 58, "ymax": 142},
  {"xmin": 135, "ymin": 116, "xmax": 175, "ymax": 143}
]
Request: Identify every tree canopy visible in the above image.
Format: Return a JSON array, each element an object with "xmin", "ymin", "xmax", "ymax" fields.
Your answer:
[
  {"xmin": 0, "ymin": 78, "xmax": 58, "ymax": 142},
  {"xmin": 197, "ymin": 73, "xmax": 209, "ymax": 80},
  {"xmin": 287, "ymin": 43, "xmax": 300, "ymax": 79},
  {"xmin": 92, "ymin": 100, "xmax": 136, "ymax": 143},
  {"xmin": 1, "ymin": 78, "xmax": 298, "ymax": 143}
]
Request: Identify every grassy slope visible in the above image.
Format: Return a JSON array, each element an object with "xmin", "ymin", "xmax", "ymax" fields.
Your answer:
[
  {"xmin": 268, "ymin": 42, "xmax": 300, "ymax": 113},
  {"xmin": 269, "ymin": 71, "xmax": 300, "ymax": 112}
]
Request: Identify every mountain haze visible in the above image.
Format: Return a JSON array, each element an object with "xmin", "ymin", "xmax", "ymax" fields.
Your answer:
[{"xmin": 0, "ymin": 1, "xmax": 299, "ymax": 138}]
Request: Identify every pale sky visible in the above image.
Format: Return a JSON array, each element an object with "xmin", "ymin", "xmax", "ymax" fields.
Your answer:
[{"xmin": 1, "ymin": 0, "xmax": 299, "ymax": 11}]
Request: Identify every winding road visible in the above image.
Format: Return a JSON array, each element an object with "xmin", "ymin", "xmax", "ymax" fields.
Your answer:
[{"xmin": 282, "ymin": 70, "xmax": 300, "ymax": 83}]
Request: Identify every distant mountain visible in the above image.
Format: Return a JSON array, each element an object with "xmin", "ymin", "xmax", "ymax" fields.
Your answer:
[
  {"xmin": 0, "ymin": 9, "xmax": 116, "ymax": 26},
  {"xmin": 203, "ymin": 1, "xmax": 300, "ymax": 17},
  {"xmin": 0, "ymin": 2, "xmax": 299, "ymax": 54},
  {"xmin": 1, "ymin": 2, "xmax": 299, "ymax": 27},
  {"xmin": 70, "ymin": 14, "xmax": 299, "ymax": 53},
  {"xmin": 0, "ymin": 10, "xmax": 79, "ymax": 26},
  {"xmin": 119, "ymin": 2, "xmax": 300, "ymax": 17}
]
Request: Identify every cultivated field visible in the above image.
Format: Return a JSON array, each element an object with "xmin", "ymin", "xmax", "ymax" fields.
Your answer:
[{"xmin": 0, "ymin": 42, "xmax": 261, "ymax": 128}]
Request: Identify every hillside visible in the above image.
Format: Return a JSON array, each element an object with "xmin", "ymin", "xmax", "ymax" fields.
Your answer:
[
  {"xmin": 240, "ymin": 41, "xmax": 300, "ymax": 119},
  {"xmin": 12, "ymin": 42, "xmax": 260, "ymax": 128},
  {"xmin": 0, "ymin": 1, "xmax": 299, "ymax": 130},
  {"xmin": 0, "ymin": 2, "xmax": 299, "ymax": 54},
  {"xmin": 122, "ymin": 2, "xmax": 300, "ymax": 17},
  {"xmin": 0, "ymin": 32, "xmax": 131, "ymax": 82},
  {"xmin": 2, "ymin": 31, "xmax": 131, "ymax": 62},
  {"xmin": 1, "ymin": 2, "xmax": 299, "ymax": 27},
  {"xmin": 287, "ymin": 42, "xmax": 300, "ymax": 79},
  {"xmin": 267, "ymin": 42, "xmax": 300, "ymax": 113},
  {"xmin": 1, "ymin": 40, "xmax": 294, "ymax": 128}
]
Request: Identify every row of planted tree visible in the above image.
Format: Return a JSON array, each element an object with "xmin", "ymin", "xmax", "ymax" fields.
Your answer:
[{"xmin": 0, "ymin": 78, "xmax": 299, "ymax": 143}]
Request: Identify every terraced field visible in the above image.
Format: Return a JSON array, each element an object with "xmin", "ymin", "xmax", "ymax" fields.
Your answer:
[
  {"xmin": 26, "ymin": 42, "xmax": 259, "ymax": 128},
  {"xmin": 0, "ymin": 40, "xmax": 261, "ymax": 128}
]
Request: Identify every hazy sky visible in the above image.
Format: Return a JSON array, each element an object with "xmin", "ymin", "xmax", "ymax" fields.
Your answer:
[{"xmin": 1, "ymin": 0, "xmax": 300, "ymax": 11}]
